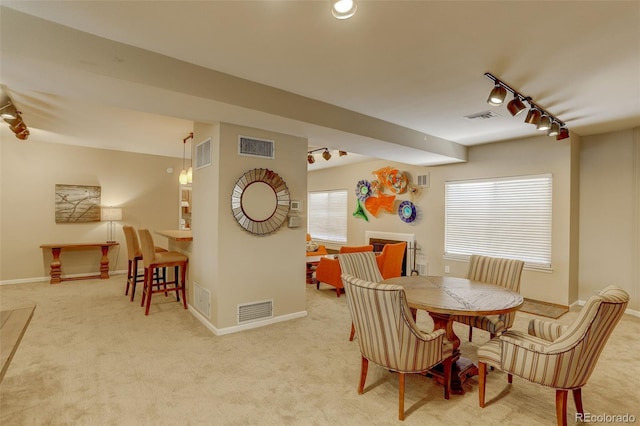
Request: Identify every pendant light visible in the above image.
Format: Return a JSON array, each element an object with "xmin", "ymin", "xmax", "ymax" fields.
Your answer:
[{"xmin": 179, "ymin": 132, "xmax": 194, "ymax": 185}]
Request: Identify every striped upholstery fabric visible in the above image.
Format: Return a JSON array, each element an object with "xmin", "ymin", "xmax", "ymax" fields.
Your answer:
[
  {"xmin": 342, "ymin": 274, "xmax": 453, "ymax": 373},
  {"xmin": 454, "ymin": 255, "xmax": 524, "ymax": 336},
  {"xmin": 478, "ymin": 285, "xmax": 629, "ymax": 389},
  {"xmin": 337, "ymin": 252, "xmax": 383, "ymax": 283}
]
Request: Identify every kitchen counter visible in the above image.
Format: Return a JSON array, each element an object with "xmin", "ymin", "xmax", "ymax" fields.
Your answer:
[{"xmin": 155, "ymin": 229, "xmax": 193, "ymax": 242}]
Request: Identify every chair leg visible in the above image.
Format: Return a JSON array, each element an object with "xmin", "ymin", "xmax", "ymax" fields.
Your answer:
[
  {"xmin": 358, "ymin": 356, "xmax": 368, "ymax": 394},
  {"xmin": 140, "ymin": 267, "xmax": 148, "ymax": 307},
  {"xmin": 507, "ymin": 373, "xmax": 513, "ymax": 384},
  {"xmin": 144, "ymin": 267, "xmax": 154, "ymax": 315},
  {"xmin": 442, "ymin": 356, "xmax": 452, "ymax": 400},
  {"xmin": 349, "ymin": 322, "xmax": 355, "ymax": 341},
  {"xmin": 573, "ymin": 388, "xmax": 584, "ymax": 417},
  {"xmin": 174, "ymin": 266, "xmax": 180, "ymax": 301},
  {"xmin": 398, "ymin": 372, "xmax": 405, "ymax": 421},
  {"xmin": 468, "ymin": 326, "xmax": 473, "ymax": 342},
  {"xmin": 130, "ymin": 258, "xmax": 140, "ymax": 302},
  {"xmin": 556, "ymin": 389, "xmax": 568, "ymax": 426},
  {"xmin": 478, "ymin": 361, "xmax": 486, "ymax": 408},
  {"xmin": 180, "ymin": 263, "xmax": 188, "ymax": 309},
  {"xmin": 125, "ymin": 259, "xmax": 132, "ymax": 295},
  {"xmin": 336, "ymin": 287, "xmax": 341, "ymax": 297}
]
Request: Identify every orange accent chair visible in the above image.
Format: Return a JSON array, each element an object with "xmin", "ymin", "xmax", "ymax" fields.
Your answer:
[
  {"xmin": 315, "ymin": 245, "xmax": 374, "ymax": 297},
  {"xmin": 375, "ymin": 242, "xmax": 407, "ymax": 279}
]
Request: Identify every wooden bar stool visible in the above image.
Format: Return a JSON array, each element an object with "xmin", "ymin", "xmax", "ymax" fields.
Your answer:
[
  {"xmin": 122, "ymin": 225, "xmax": 168, "ymax": 302},
  {"xmin": 138, "ymin": 228, "xmax": 188, "ymax": 315}
]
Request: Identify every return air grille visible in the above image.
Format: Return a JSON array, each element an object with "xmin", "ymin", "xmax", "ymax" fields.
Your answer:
[
  {"xmin": 193, "ymin": 282, "xmax": 211, "ymax": 318},
  {"xmin": 195, "ymin": 138, "xmax": 212, "ymax": 170},
  {"xmin": 238, "ymin": 300, "xmax": 273, "ymax": 324},
  {"xmin": 238, "ymin": 136, "xmax": 275, "ymax": 159}
]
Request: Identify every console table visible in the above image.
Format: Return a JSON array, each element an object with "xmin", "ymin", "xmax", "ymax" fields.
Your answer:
[{"xmin": 40, "ymin": 242, "xmax": 119, "ymax": 284}]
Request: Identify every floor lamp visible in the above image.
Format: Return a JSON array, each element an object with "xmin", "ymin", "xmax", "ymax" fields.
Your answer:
[{"xmin": 101, "ymin": 207, "xmax": 122, "ymax": 243}]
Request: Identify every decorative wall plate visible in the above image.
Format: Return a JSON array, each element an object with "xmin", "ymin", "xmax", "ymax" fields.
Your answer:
[
  {"xmin": 356, "ymin": 180, "xmax": 372, "ymax": 201},
  {"xmin": 231, "ymin": 168, "xmax": 290, "ymax": 235},
  {"xmin": 398, "ymin": 200, "xmax": 417, "ymax": 223}
]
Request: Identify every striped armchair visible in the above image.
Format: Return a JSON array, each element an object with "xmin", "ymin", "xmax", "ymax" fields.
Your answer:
[
  {"xmin": 341, "ymin": 274, "xmax": 453, "ymax": 421},
  {"xmin": 337, "ymin": 252, "xmax": 384, "ymax": 341},
  {"xmin": 453, "ymin": 255, "xmax": 524, "ymax": 341},
  {"xmin": 477, "ymin": 285, "xmax": 629, "ymax": 426}
]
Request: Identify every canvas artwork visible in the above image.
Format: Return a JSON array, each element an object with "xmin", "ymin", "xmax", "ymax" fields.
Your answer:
[{"xmin": 55, "ymin": 184, "xmax": 101, "ymax": 223}]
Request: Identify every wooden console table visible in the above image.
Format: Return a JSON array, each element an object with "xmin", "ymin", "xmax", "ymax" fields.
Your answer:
[{"xmin": 40, "ymin": 242, "xmax": 119, "ymax": 284}]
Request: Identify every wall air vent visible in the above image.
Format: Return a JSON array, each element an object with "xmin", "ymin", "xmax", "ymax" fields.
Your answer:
[
  {"xmin": 193, "ymin": 282, "xmax": 211, "ymax": 318},
  {"xmin": 238, "ymin": 136, "xmax": 275, "ymax": 159},
  {"xmin": 195, "ymin": 138, "xmax": 212, "ymax": 170},
  {"xmin": 417, "ymin": 173, "xmax": 430, "ymax": 188},
  {"xmin": 464, "ymin": 110, "xmax": 501, "ymax": 120},
  {"xmin": 238, "ymin": 300, "xmax": 273, "ymax": 324}
]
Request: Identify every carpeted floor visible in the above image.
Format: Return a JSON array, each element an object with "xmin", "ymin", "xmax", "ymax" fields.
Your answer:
[{"xmin": 0, "ymin": 276, "xmax": 638, "ymax": 425}]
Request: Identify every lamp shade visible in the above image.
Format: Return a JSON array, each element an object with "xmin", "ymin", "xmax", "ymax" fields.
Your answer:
[{"xmin": 101, "ymin": 207, "xmax": 122, "ymax": 221}]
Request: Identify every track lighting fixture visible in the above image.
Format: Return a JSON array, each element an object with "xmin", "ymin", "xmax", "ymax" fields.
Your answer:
[
  {"xmin": 1, "ymin": 95, "xmax": 29, "ymax": 140},
  {"xmin": 485, "ymin": 72, "xmax": 569, "ymax": 140},
  {"xmin": 179, "ymin": 132, "xmax": 194, "ymax": 185},
  {"xmin": 331, "ymin": 0, "xmax": 358, "ymax": 20},
  {"xmin": 307, "ymin": 147, "xmax": 347, "ymax": 164}
]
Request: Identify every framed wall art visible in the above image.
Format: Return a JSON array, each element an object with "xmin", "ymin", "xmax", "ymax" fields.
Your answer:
[{"xmin": 55, "ymin": 184, "xmax": 101, "ymax": 223}]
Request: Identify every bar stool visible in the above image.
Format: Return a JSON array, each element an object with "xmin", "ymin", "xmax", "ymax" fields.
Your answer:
[
  {"xmin": 138, "ymin": 228, "xmax": 188, "ymax": 315},
  {"xmin": 122, "ymin": 225, "xmax": 167, "ymax": 302}
]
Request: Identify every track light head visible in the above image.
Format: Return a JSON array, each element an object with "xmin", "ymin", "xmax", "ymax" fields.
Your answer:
[
  {"xmin": 339, "ymin": 150, "xmax": 347, "ymax": 156},
  {"xmin": 487, "ymin": 83, "xmax": 507, "ymax": 106},
  {"xmin": 547, "ymin": 121, "xmax": 560, "ymax": 137},
  {"xmin": 0, "ymin": 102, "xmax": 18, "ymax": 120},
  {"xmin": 537, "ymin": 115, "xmax": 552, "ymax": 131},
  {"xmin": 307, "ymin": 154, "xmax": 315, "ymax": 164},
  {"xmin": 331, "ymin": 0, "xmax": 357, "ymax": 19},
  {"xmin": 507, "ymin": 95, "xmax": 526, "ymax": 117},
  {"xmin": 524, "ymin": 108, "xmax": 541, "ymax": 125},
  {"xmin": 322, "ymin": 150, "xmax": 332, "ymax": 161},
  {"xmin": 556, "ymin": 127, "xmax": 570, "ymax": 141}
]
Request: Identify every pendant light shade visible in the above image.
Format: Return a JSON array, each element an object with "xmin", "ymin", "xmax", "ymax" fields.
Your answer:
[
  {"xmin": 186, "ymin": 166, "xmax": 193, "ymax": 184},
  {"xmin": 179, "ymin": 169, "xmax": 188, "ymax": 185},
  {"xmin": 487, "ymin": 83, "xmax": 507, "ymax": 106}
]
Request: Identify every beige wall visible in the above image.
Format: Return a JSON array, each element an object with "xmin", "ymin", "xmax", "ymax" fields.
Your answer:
[
  {"xmin": 190, "ymin": 122, "xmax": 308, "ymax": 331},
  {"xmin": 0, "ymin": 128, "xmax": 182, "ymax": 282},
  {"xmin": 309, "ymin": 133, "xmax": 578, "ymax": 306},
  {"xmin": 579, "ymin": 129, "xmax": 639, "ymax": 310}
]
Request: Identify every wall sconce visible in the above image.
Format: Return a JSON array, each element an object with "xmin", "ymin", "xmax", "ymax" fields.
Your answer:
[
  {"xmin": 179, "ymin": 132, "xmax": 194, "ymax": 185},
  {"xmin": 485, "ymin": 72, "xmax": 569, "ymax": 140},
  {"xmin": 101, "ymin": 207, "xmax": 122, "ymax": 243}
]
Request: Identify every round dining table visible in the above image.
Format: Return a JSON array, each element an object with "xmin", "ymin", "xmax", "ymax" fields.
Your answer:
[{"xmin": 382, "ymin": 275, "xmax": 523, "ymax": 394}]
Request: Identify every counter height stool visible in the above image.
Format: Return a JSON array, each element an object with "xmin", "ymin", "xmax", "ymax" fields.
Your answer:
[
  {"xmin": 122, "ymin": 225, "xmax": 168, "ymax": 302},
  {"xmin": 138, "ymin": 228, "xmax": 188, "ymax": 315}
]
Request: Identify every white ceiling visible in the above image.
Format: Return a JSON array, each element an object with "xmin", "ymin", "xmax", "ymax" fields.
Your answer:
[{"xmin": 1, "ymin": 1, "xmax": 639, "ymax": 171}]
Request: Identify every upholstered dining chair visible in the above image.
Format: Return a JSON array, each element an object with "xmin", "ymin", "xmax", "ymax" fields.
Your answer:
[
  {"xmin": 138, "ymin": 229, "xmax": 189, "ymax": 315},
  {"xmin": 477, "ymin": 285, "xmax": 629, "ymax": 426},
  {"xmin": 453, "ymin": 254, "xmax": 524, "ymax": 341},
  {"xmin": 341, "ymin": 274, "xmax": 453, "ymax": 421},
  {"xmin": 122, "ymin": 225, "xmax": 168, "ymax": 302},
  {"xmin": 315, "ymin": 244, "xmax": 374, "ymax": 297},
  {"xmin": 337, "ymin": 252, "xmax": 384, "ymax": 341}
]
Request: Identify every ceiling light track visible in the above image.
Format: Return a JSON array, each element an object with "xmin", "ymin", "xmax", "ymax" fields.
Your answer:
[
  {"xmin": 307, "ymin": 147, "xmax": 347, "ymax": 164},
  {"xmin": 0, "ymin": 96, "xmax": 30, "ymax": 140},
  {"xmin": 484, "ymin": 72, "xmax": 569, "ymax": 140}
]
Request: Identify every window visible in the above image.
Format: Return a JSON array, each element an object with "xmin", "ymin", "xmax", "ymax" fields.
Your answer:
[
  {"xmin": 308, "ymin": 190, "xmax": 348, "ymax": 244},
  {"xmin": 444, "ymin": 174, "xmax": 552, "ymax": 270}
]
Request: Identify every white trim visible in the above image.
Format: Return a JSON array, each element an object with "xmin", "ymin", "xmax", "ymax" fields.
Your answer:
[{"xmin": 188, "ymin": 305, "xmax": 307, "ymax": 336}]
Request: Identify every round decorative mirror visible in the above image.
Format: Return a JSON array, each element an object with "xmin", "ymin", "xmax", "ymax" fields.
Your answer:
[{"xmin": 231, "ymin": 168, "xmax": 291, "ymax": 235}]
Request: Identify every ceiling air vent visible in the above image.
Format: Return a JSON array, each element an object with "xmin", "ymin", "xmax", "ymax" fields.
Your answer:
[
  {"xmin": 464, "ymin": 110, "xmax": 501, "ymax": 121},
  {"xmin": 238, "ymin": 136, "xmax": 275, "ymax": 159},
  {"xmin": 195, "ymin": 137, "xmax": 212, "ymax": 170}
]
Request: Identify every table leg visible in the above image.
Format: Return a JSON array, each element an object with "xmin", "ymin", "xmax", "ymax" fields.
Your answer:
[
  {"xmin": 99, "ymin": 245, "xmax": 110, "ymax": 279},
  {"xmin": 427, "ymin": 312, "xmax": 478, "ymax": 394},
  {"xmin": 49, "ymin": 247, "xmax": 62, "ymax": 284}
]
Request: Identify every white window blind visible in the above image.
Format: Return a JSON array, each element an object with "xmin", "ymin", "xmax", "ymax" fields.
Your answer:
[
  {"xmin": 308, "ymin": 190, "xmax": 348, "ymax": 244},
  {"xmin": 444, "ymin": 174, "xmax": 552, "ymax": 270}
]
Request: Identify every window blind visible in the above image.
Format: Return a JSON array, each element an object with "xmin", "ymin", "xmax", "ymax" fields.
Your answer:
[
  {"xmin": 308, "ymin": 190, "xmax": 348, "ymax": 244},
  {"xmin": 444, "ymin": 174, "xmax": 552, "ymax": 270}
]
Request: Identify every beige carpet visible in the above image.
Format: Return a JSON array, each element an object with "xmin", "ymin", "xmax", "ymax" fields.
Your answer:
[{"xmin": 1, "ymin": 277, "xmax": 638, "ymax": 425}]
